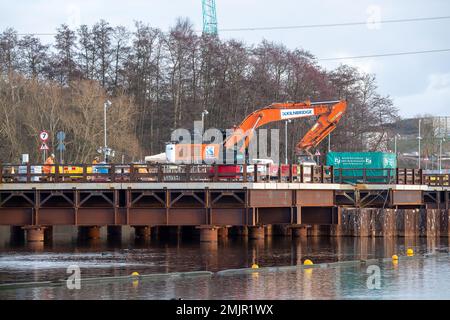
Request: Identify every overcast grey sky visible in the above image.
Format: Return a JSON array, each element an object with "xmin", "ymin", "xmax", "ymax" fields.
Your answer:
[{"xmin": 1, "ymin": 0, "xmax": 449, "ymax": 118}]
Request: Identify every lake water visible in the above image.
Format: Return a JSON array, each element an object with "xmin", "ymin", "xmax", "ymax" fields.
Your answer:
[{"xmin": 0, "ymin": 226, "xmax": 450, "ymax": 299}]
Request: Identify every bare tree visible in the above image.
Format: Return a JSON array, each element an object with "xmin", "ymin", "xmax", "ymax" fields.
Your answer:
[
  {"xmin": 77, "ymin": 24, "xmax": 95, "ymax": 79},
  {"xmin": 92, "ymin": 20, "xmax": 113, "ymax": 88},
  {"xmin": 0, "ymin": 28, "xmax": 19, "ymax": 77},
  {"xmin": 17, "ymin": 35, "xmax": 49, "ymax": 79},
  {"xmin": 165, "ymin": 18, "xmax": 197, "ymax": 129},
  {"xmin": 54, "ymin": 24, "xmax": 78, "ymax": 84},
  {"xmin": 0, "ymin": 19, "xmax": 399, "ymax": 162},
  {"xmin": 111, "ymin": 26, "xmax": 130, "ymax": 89}
]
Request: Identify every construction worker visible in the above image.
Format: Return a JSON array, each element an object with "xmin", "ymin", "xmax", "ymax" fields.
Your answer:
[
  {"xmin": 93, "ymin": 156, "xmax": 100, "ymax": 165},
  {"xmin": 43, "ymin": 153, "xmax": 55, "ymax": 180}
]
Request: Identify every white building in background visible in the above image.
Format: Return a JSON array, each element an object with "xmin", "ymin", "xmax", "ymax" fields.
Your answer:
[
  {"xmin": 433, "ymin": 116, "xmax": 450, "ymax": 139},
  {"xmin": 362, "ymin": 131, "xmax": 390, "ymax": 151}
]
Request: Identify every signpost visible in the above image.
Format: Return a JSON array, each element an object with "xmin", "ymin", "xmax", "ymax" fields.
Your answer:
[
  {"xmin": 315, "ymin": 150, "xmax": 321, "ymax": 165},
  {"xmin": 56, "ymin": 131, "xmax": 66, "ymax": 164},
  {"xmin": 39, "ymin": 130, "xmax": 49, "ymax": 162}
]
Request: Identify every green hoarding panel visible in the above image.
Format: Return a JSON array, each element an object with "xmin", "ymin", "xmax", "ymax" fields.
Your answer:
[{"xmin": 326, "ymin": 152, "xmax": 397, "ymax": 184}]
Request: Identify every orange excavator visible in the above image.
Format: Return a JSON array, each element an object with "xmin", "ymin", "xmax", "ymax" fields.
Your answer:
[
  {"xmin": 166, "ymin": 99, "xmax": 347, "ymax": 163},
  {"xmin": 224, "ymin": 99, "xmax": 347, "ymax": 157}
]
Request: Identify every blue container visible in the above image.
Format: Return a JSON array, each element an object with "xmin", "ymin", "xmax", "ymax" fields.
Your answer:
[{"xmin": 93, "ymin": 165, "xmax": 109, "ymax": 174}]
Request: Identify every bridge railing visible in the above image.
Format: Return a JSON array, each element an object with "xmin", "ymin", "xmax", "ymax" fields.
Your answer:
[
  {"xmin": 0, "ymin": 163, "xmax": 334, "ymax": 184},
  {"xmin": 209, "ymin": 164, "xmax": 333, "ymax": 183},
  {"xmin": 396, "ymin": 168, "xmax": 425, "ymax": 185},
  {"xmin": 332, "ymin": 168, "xmax": 424, "ymax": 185},
  {"xmin": 0, "ymin": 163, "xmax": 446, "ymax": 186},
  {"xmin": 423, "ymin": 173, "xmax": 450, "ymax": 187},
  {"xmin": 333, "ymin": 168, "xmax": 395, "ymax": 184}
]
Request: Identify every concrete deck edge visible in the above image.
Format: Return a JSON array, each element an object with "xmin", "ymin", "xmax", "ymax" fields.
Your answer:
[{"xmin": 0, "ymin": 182, "xmax": 446, "ymax": 191}]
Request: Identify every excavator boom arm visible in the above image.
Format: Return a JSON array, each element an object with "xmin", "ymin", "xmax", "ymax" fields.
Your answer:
[
  {"xmin": 296, "ymin": 100, "xmax": 347, "ymax": 153},
  {"xmin": 224, "ymin": 100, "xmax": 347, "ymax": 154}
]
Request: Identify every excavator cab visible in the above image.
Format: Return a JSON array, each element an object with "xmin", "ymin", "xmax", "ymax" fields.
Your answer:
[{"xmin": 296, "ymin": 154, "xmax": 317, "ymax": 166}]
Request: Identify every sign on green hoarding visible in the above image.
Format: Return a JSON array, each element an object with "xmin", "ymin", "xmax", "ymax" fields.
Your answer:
[{"xmin": 326, "ymin": 152, "xmax": 397, "ymax": 184}]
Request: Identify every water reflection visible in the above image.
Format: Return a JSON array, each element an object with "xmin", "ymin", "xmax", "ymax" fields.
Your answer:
[
  {"xmin": 1, "ymin": 225, "xmax": 450, "ymax": 299},
  {"xmin": 1, "ymin": 254, "xmax": 450, "ymax": 300}
]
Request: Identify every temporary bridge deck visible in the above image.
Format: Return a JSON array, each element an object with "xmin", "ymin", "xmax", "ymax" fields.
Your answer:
[{"xmin": 0, "ymin": 163, "xmax": 449, "ymax": 241}]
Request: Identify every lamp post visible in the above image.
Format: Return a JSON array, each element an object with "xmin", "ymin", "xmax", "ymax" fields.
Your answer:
[
  {"xmin": 104, "ymin": 100, "xmax": 112, "ymax": 162},
  {"xmin": 285, "ymin": 119, "xmax": 291, "ymax": 164},
  {"xmin": 394, "ymin": 134, "xmax": 397, "ymax": 156},
  {"xmin": 440, "ymin": 138, "xmax": 445, "ymax": 173},
  {"xmin": 201, "ymin": 110, "xmax": 209, "ymax": 137},
  {"xmin": 328, "ymin": 133, "xmax": 331, "ymax": 153},
  {"xmin": 418, "ymin": 119, "xmax": 422, "ymax": 169},
  {"xmin": 394, "ymin": 134, "xmax": 401, "ymax": 157}
]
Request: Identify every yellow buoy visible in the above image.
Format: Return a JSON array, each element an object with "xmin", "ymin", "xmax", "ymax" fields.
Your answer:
[
  {"xmin": 251, "ymin": 264, "xmax": 259, "ymax": 269},
  {"xmin": 406, "ymin": 248, "xmax": 414, "ymax": 257},
  {"xmin": 131, "ymin": 271, "xmax": 140, "ymax": 277},
  {"xmin": 392, "ymin": 254, "xmax": 399, "ymax": 261},
  {"xmin": 304, "ymin": 268, "xmax": 313, "ymax": 276},
  {"xmin": 303, "ymin": 259, "xmax": 313, "ymax": 266}
]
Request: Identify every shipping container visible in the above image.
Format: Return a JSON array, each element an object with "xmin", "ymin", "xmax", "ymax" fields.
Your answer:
[
  {"xmin": 326, "ymin": 152, "xmax": 397, "ymax": 184},
  {"xmin": 166, "ymin": 143, "xmax": 221, "ymax": 164}
]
